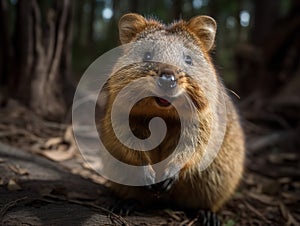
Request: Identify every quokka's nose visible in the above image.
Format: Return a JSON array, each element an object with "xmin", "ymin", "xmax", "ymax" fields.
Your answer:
[{"xmin": 157, "ymin": 73, "xmax": 177, "ymax": 90}]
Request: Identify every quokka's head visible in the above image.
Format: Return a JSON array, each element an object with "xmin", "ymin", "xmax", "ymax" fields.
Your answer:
[{"xmin": 106, "ymin": 13, "xmax": 220, "ymax": 119}]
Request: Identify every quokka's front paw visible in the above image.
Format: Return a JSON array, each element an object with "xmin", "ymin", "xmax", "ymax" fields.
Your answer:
[
  {"xmin": 196, "ymin": 210, "xmax": 221, "ymax": 226},
  {"xmin": 147, "ymin": 173, "xmax": 179, "ymax": 193},
  {"xmin": 108, "ymin": 199, "xmax": 139, "ymax": 216}
]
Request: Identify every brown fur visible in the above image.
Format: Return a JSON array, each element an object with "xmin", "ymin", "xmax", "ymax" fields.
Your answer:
[{"xmin": 99, "ymin": 13, "xmax": 245, "ymax": 212}]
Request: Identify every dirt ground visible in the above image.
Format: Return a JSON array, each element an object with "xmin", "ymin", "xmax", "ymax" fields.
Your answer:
[{"xmin": 0, "ymin": 99, "xmax": 299, "ymax": 226}]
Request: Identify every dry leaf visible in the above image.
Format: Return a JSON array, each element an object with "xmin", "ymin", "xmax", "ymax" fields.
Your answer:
[
  {"xmin": 279, "ymin": 202, "xmax": 299, "ymax": 226},
  {"xmin": 82, "ymin": 162, "xmax": 93, "ymax": 170},
  {"xmin": 248, "ymin": 192, "xmax": 277, "ymax": 205},
  {"xmin": 281, "ymin": 192, "xmax": 300, "ymax": 202},
  {"xmin": 0, "ymin": 178, "xmax": 4, "ymax": 185},
  {"xmin": 45, "ymin": 137, "xmax": 63, "ymax": 149},
  {"xmin": 39, "ymin": 187, "xmax": 54, "ymax": 196},
  {"xmin": 8, "ymin": 164, "xmax": 29, "ymax": 175},
  {"xmin": 279, "ymin": 202, "xmax": 289, "ymax": 220},
  {"xmin": 243, "ymin": 174, "xmax": 256, "ymax": 185},
  {"xmin": 89, "ymin": 174, "xmax": 106, "ymax": 184},
  {"xmin": 268, "ymin": 153, "xmax": 298, "ymax": 164},
  {"xmin": 41, "ymin": 146, "xmax": 75, "ymax": 162},
  {"xmin": 278, "ymin": 177, "xmax": 291, "ymax": 184},
  {"xmin": 67, "ymin": 191, "xmax": 95, "ymax": 201},
  {"xmin": 292, "ymin": 181, "xmax": 300, "ymax": 189},
  {"xmin": 64, "ymin": 125, "xmax": 74, "ymax": 144},
  {"xmin": 7, "ymin": 178, "xmax": 22, "ymax": 191}
]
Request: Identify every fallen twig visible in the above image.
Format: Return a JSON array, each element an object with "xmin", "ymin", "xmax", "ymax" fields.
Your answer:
[
  {"xmin": 42, "ymin": 194, "xmax": 130, "ymax": 226},
  {"xmin": 248, "ymin": 131, "xmax": 294, "ymax": 152},
  {"xmin": 244, "ymin": 202, "xmax": 271, "ymax": 224},
  {"xmin": 0, "ymin": 196, "xmax": 29, "ymax": 219},
  {"xmin": 278, "ymin": 202, "xmax": 299, "ymax": 226}
]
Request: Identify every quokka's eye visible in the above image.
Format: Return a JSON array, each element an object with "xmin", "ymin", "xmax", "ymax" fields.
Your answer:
[
  {"xmin": 143, "ymin": 51, "xmax": 153, "ymax": 61},
  {"xmin": 184, "ymin": 55, "xmax": 193, "ymax": 65}
]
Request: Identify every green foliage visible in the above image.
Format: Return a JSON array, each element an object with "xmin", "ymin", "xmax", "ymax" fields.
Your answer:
[
  {"xmin": 223, "ymin": 219, "xmax": 236, "ymax": 226},
  {"xmin": 70, "ymin": 0, "xmax": 257, "ymax": 86},
  {"xmin": 280, "ymin": 0, "xmax": 292, "ymax": 17}
]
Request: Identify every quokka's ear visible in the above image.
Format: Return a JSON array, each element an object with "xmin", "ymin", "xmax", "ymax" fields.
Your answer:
[
  {"xmin": 118, "ymin": 13, "xmax": 147, "ymax": 44},
  {"xmin": 187, "ymin": 15, "xmax": 217, "ymax": 51}
]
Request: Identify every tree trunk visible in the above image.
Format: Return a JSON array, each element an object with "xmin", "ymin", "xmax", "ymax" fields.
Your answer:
[
  {"xmin": 87, "ymin": 0, "xmax": 96, "ymax": 46},
  {"xmin": 172, "ymin": 0, "xmax": 182, "ymax": 20},
  {"xmin": 9, "ymin": 0, "xmax": 73, "ymax": 121},
  {"xmin": 0, "ymin": 0, "xmax": 12, "ymax": 88},
  {"xmin": 129, "ymin": 0, "xmax": 139, "ymax": 13},
  {"xmin": 251, "ymin": 0, "xmax": 280, "ymax": 45},
  {"xmin": 74, "ymin": 0, "xmax": 85, "ymax": 47},
  {"xmin": 13, "ymin": 0, "xmax": 34, "ymax": 103},
  {"xmin": 236, "ymin": 0, "xmax": 300, "ymax": 98},
  {"xmin": 208, "ymin": 0, "xmax": 219, "ymax": 20}
]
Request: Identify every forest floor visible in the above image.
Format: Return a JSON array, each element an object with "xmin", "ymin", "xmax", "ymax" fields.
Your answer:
[{"xmin": 0, "ymin": 99, "xmax": 299, "ymax": 226}]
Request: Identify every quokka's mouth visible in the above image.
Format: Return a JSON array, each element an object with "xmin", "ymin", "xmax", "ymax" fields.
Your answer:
[{"xmin": 155, "ymin": 97, "xmax": 172, "ymax": 107}]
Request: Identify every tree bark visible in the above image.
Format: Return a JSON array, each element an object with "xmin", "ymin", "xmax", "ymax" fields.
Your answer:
[
  {"xmin": 14, "ymin": 0, "xmax": 34, "ymax": 103},
  {"xmin": 8, "ymin": 0, "xmax": 73, "ymax": 121},
  {"xmin": 74, "ymin": 0, "xmax": 85, "ymax": 47},
  {"xmin": 0, "ymin": 0, "xmax": 12, "ymax": 88},
  {"xmin": 87, "ymin": 0, "xmax": 96, "ymax": 45},
  {"xmin": 236, "ymin": 0, "xmax": 300, "ymax": 98},
  {"xmin": 172, "ymin": 0, "xmax": 183, "ymax": 20},
  {"xmin": 31, "ymin": 0, "xmax": 73, "ymax": 121},
  {"xmin": 129, "ymin": 0, "xmax": 139, "ymax": 13},
  {"xmin": 251, "ymin": 0, "xmax": 280, "ymax": 45}
]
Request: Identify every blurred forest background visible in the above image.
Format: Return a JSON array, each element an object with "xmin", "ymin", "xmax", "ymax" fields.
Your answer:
[
  {"xmin": 0, "ymin": 0, "xmax": 299, "ymax": 121},
  {"xmin": 0, "ymin": 0, "xmax": 300, "ymax": 225}
]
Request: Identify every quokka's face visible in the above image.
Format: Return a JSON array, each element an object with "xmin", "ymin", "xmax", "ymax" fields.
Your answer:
[{"xmin": 105, "ymin": 14, "xmax": 219, "ymax": 118}]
